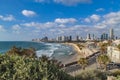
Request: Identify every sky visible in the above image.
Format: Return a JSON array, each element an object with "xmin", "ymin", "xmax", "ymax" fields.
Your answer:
[{"xmin": 0, "ymin": 0, "xmax": 120, "ymax": 41}]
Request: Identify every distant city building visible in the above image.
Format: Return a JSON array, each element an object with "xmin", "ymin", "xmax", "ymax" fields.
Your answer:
[
  {"xmin": 101, "ymin": 33, "xmax": 108, "ymax": 41},
  {"xmin": 41, "ymin": 36, "xmax": 48, "ymax": 42},
  {"xmin": 56, "ymin": 36, "xmax": 72, "ymax": 42},
  {"xmin": 69, "ymin": 36, "xmax": 72, "ymax": 41},
  {"xmin": 86, "ymin": 33, "xmax": 91, "ymax": 40},
  {"xmin": 110, "ymin": 28, "xmax": 114, "ymax": 40},
  {"xmin": 76, "ymin": 36, "xmax": 79, "ymax": 41},
  {"xmin": 92, "ymin": 34, "xmax": 95, "ymax": 40}
]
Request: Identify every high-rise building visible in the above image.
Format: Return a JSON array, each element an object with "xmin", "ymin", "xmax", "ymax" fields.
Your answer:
[
  {"xmin": 76, "ymin": 36, "xmax": 79, "ymax": 41},
  {"xmin": 86, "ymin": 33, "xmax": 91, "ymax": 40},
  {"xmin": 101, "ymin": 33, "xmax": 108, "ymax": 40},
  {"xmin": 110, "ymin": 28, "xmax": 114, "ymax": 40}
]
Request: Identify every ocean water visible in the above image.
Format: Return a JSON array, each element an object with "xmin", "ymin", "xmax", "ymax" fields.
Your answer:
[{"xmin": 0, "ymin": 41, "xmax": 74, "ymax": 58}]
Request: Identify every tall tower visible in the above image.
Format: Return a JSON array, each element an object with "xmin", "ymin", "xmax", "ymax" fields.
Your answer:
[
  {"xmin": 86, "ymin": 34, "xmax": 91, "ymax": 40},
  {"xmin": 110, "ymin": 28, "xmax": 114, "ymax": 40}
]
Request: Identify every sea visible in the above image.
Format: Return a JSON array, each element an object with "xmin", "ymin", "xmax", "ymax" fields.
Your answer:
[{"xmin": 0, "ymin": 41, "xmax": 74, "ymax": 59}]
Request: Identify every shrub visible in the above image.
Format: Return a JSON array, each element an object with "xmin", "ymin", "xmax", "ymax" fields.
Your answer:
[
  {"xmin": 0, "ymin": 54, "xmax": 74, "ymax": 80},
  {"xmin": 75, "ymin": 70, "xmax": 107, "ymax": 80}
]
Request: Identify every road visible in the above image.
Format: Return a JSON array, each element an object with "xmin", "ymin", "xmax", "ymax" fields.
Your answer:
[{"xmin": 64, "ymin": 51, "xmax": 101, "ymax": 75}]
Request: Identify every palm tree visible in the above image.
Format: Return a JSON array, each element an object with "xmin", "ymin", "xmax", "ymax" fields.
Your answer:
[
  {"xmin": 78, "ymin": 58, "xmax": 88, "ymax": 70},
  {"xmin": 99, "ymin": 42, "xmax": 108, "ymax": 54},
  {"xmin": 77, "ymin": 44, "xmax": 85, "ymax": 50},
  {"xmin": 96, "ymin": 54, "xmax": 111, "ymax": 71},
  {"xmin": 117, "ymin": 44, "xmax": 120, "ymax": 51}
]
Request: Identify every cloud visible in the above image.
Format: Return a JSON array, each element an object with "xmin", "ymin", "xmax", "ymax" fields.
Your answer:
[
  {"xmin": 12, "ymin": 25, "xmax": 21, "ymax": 30},
  {"xmin": 90, "ymin": 14, "xmax": 101, "ymax": 22},
  {"xmin": 35, "ymin": 0, "xmax": 45, "ymax": 2},
  {"xmin": 55, "ymin": 18, "xmax": 77, "ymax": 24},
  {"xmin": 95, "ymin": 11, "xmax": 120, "ymax": 29},
  {"xmin": 84, "ymin": 18, "xmax": 91, "ymax": 23},
  {"xmin": 0, "ymin": 25, "xmax": 6, "ymax": 32},
  {"xmin": 0, "ymin": 15, "xmax": 15, "ymax": 21},
  {"xmin": 54, "ymin": 0, "xmax": 91, "ymax": 6},
  {"xmin": 22, "ymin": 10, "xmax": 36, "ymax": 17},
  {"xmin": 96, "ymin": 8, "xmax": 105, "ymax": 12},
  {"xmin": 84, "ymin": 14, "xmax": 101, "ymax": 23},
  {"xmin": 22, "ymin": 22, "xmax": 56, "ymax": 30},
  {"xmin": 8, "ymin": 11, "xmax": 120, "ymax": 40},
  {"xmin": 12, "ymin": 25, "xmax": 21, "ymax": 34},
  {"xmin": 35, "ymin": 0, "xmax": 91, "ymax": 6},
  {"xmin": 35, "ymin": 0, "xmax": 50, "ymax": 3}
]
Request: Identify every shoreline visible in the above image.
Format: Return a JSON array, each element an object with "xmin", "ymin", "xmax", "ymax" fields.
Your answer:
[
  {"xmin": 63, "ymin": 42, "xmax": 83, "ymax": 56},
  {"xmin": 60, "ymin": 42, "xmax": 98, "ymax": 65},
  {"xmin": 58, "ymin": 42, "xmax": 83, "ymax": 65}
]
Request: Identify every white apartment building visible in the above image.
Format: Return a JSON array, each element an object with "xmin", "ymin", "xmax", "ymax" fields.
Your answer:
[{"xmin": 107, "ymin": 40, "xmax": 120, "ymax": 63}]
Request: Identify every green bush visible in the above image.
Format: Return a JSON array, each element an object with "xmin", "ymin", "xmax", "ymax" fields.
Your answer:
[
  {"xmin": 0, "ymin": 54, "xmax": 74, "ymax": 80},
  {"xmin": 75, "ymin": 70, "xmax": 107, "ymax": 80}
]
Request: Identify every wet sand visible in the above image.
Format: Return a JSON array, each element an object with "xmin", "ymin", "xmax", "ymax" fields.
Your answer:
[
  {"xmin": 58, "ymin": 42, "xmax": 98, "ymax": 65},
  {"xmin": 58, "ymin": 43, "xmax": 83, "ymax": 65}
]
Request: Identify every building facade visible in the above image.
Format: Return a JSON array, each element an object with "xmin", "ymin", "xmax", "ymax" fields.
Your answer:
[
  {"xmin": 101, "ymin": 33, "xmax": 108, "ymax": 41},
  {"xmin": 107, "ymin": 46, "xmax": 120, "ymax": 63},
  {"xmin": 110, "ymin": 28, "xmax": 114, "ymax": 40}
]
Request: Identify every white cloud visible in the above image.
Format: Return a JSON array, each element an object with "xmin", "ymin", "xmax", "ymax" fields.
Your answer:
[
  {"xmin": 35, "ymin": 0, "xmax": 45, "ymax": 2},
  {"xmin": 35, "ymin": 0, "xmax": 50, "ymax": 3},
  {"xmin": 0, "ymin": 15, "xmax": 15, "ymax": 21},
  {"xmin": 95, "ymin": 11, "xmax": 120, "ymax": 29},
  {"xmin": 12, "ymin": 25, "xmax": 21, "ymax": 34},
  {"xmin": 22, "ymin": 22, "xmax": 56, "ymax": 29},
  {"xmin": 90, "ymin": 14, "xmax": 100, "ymax": 22},
  {"xmin": 96, "ymin": 8, "xmax": 105, "ymax": 12},
  {"xmin": 84, "ymin": 18, "xmax": 91, "ymax": 23},
  {"xmin": 55, "ymin": 18, "xmax": 77, "ymax": 24},
  {"xmin": 84, "ymin": 14, "xmax": 100, "ymax": 23},
  {"xmin": 0, "ymin": 25, "xmax": 6, "ymax": 32},
  {"xmin": 12, "ymin": 25, "xmax": 21, "ymax": 30},
  {"xmin": 54, "ymin": 0, "xmax": 91, "ymax": 6},
  {"xmin": 11, "ymin": 11, "xmax": 120, "ymax": 39},
  {"xmin": 22, "ymin": 10, "xmax": 36, "ymax": 17}
]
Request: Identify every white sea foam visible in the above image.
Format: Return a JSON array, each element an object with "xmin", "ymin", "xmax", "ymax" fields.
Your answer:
[
  {"xmin": 36, "ymin": 43, "xmax": 74, "ymax": 58},
  {"xmin": 36, "ymin": 50, "xmax": 54, "ymax": 57},
  {"xmin": 36, "ymin": 43, "xmax": 60, "ymax": 57}
]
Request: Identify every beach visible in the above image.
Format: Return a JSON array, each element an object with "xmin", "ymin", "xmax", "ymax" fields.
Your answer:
[
  {"xmin": 58, "ymin": 43, "xmax": 83, "ymax": 65},
  {"xmin": 58, "ymin": 42, "xmax": 98, "ymax": 65}
]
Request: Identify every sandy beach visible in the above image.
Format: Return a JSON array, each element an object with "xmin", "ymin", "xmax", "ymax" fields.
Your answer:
[
  {"xmin": 58, "ymin": 43, "xmax": 83, "ymax": 65},
  {"xmin": 58, "ymin": 42, "xmax": 98, "ymax": 65}
]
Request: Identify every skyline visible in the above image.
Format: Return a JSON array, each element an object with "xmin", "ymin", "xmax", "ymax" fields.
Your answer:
[{"xmin": 0, "ymin": 0, "xmax": 120, "ymax": 41}]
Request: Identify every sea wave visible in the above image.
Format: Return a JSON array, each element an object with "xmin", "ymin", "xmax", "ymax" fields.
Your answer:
[
  {"xmin": 36, "ymin": 43, "xmax": 60, "ymax": 57},
  {"xmin": 36, "ymin": 43, "xmax": 74, "ymax": 58}
]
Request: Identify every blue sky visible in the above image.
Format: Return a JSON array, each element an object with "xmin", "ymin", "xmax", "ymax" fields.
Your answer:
[{"xmin": 0, "ymin": 0, "xmax": 120, "ymax": 41}]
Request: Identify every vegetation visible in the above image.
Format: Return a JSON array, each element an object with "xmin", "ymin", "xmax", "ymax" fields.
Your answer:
[
  {"xmin": 6, "ymin": 46, "xmax": 36, "ymax": 57},
  {"xmin": 76, "ymin": 44, "xmax": 85, "ymax": 50},
  {"xmin": 99, "ymin": 42, "xmax": 108, "ymax": 54},
  {"xmin": 78, "ymin": 58, "xmax": 88, "ymax": 70},
  {"xmin": 0, "ymin": 54, "xmax": 74, "ymax": 80},
  {"xmin": 96, "ymin": 54, "xmax": 111, "ymax": 71},
  {"xmin": 117, "ymin": 44, "xmax": 120, "ymax": 50},
  {"xmin": 75, "ymin": 70, "xmax": 108, "ymax": 80},
  {"xmin": 1, "ymin": 46, "xmax": 120, "ymax": 80}
]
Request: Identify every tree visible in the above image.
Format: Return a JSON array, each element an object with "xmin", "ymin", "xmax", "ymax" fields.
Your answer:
[
  {"xmin": 99, "ymin": 42, "xmax": 108, "ymax": 54},
  {"xmin": 78, "ymin": 58, "xmax": 88, "ymax": 70},
  {"xmin": 96, "ymin": 54, "xmax": 111, "ymax": 71},
  {"xmin": 117, "ymin": 44, "xmax": 120, "ymax": 51},
  {"xmin": 77, "ymin": 44, "xmax": 85, "ymax": 50}
]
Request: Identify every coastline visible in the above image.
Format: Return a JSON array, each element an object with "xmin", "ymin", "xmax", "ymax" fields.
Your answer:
[
  {"xmin": 63, "ymin": 42, "xmax": 83, "ymax": 56},
  {"xmin": 59, "ymin": 42, "xmax": 83, "ymax": 65},
  {"xmin": 59, "ymin": 42, "xmax": 98, "ymax": 65}
]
